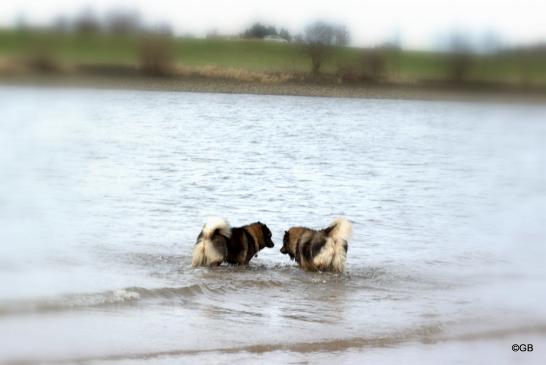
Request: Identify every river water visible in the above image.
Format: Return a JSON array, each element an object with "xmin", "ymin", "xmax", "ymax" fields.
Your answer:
[{"xmin": 0, "ymin": 86, "xmax": 545, "ymax": 364}]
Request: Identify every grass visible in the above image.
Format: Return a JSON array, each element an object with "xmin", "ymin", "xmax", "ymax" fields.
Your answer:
[{"xmin": 1, "ymin": 29, "xmax": 545, "ymax": 85}]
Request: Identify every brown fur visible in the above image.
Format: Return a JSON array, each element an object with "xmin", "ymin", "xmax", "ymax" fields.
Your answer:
[
  {"xmin": 226, "ymin": 222, "xmax": 274, "ymax": 265},
  {"xmin": 194, "ymin": 221, "xmax": 274, "ymax": 267},
  {"xmin": 280, "ymin": 218, "xmax": 352, "ymax": 272},
  {"xmin": 245, "ymin": 223, "xmax": 264, "ymax": 248}
]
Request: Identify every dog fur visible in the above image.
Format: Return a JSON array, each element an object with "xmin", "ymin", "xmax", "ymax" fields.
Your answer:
[
  {"xmin": 192, "ymin": 217, "xmax": 274, "ymax": 267},
  {"xmin": 280, "ymin": 218, "xmax": 352, "ymax": 272}
]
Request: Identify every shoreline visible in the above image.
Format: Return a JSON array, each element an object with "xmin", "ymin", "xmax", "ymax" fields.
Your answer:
[{"xmin": 1, "ymin": 73, "xmax": 546, "ymax": 103}]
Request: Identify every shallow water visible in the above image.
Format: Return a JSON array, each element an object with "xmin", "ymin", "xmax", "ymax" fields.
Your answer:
[{"xmin": 0, "ymin": 86, "xmax": 545, "ymax": 364}]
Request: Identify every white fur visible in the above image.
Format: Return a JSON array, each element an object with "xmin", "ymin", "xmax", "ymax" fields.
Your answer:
[
  {"xmin": 191, "ymin": 241, "xmax": 207, "ymax": 267},
  {"xmin": 313, "ymin": 218, "xmax": 352, "ymax": 272},
  {"xmin": 331, "ymin": 240, "xmax": 348, "ymax": 272},
  {"xmin": 313, "ymin": 237, "xmax": 336, "ymax": 270},
  {"xmin": 201, "ymin": 216, "xmax": 231, "ymax": 238},
  {"xmin": 328, "ymin": 217, "xmax": 352, "ymax": 242},
  {"xmin": 191, "ymin": 217, "xmax": 231, "ymax": 267},
  {"xmin": 191, "ymin": 240, "xmax": 225, "ymax": 266}
]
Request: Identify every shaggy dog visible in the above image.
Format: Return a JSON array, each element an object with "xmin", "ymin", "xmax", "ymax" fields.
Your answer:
[
  {"xmin": 191, "ymin": 217, "xmax": 274, "ymax": 267},
  {"xmin": 280, "ymin": 218, "xmax": 352, "ymax": 272}
]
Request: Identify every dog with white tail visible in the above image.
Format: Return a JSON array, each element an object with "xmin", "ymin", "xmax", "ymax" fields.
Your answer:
[
  {"xmin": 280, "ymin": 218, "xmax": 352, "ymax": 272},
  {"xmin": 192, "ymin": 217, "xmax": 274, "ymax": 267}
]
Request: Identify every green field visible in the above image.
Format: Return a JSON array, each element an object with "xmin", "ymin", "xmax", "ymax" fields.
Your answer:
[{"xmin": 1, "ymin": 29, "xmax": 545, "ymax": 84}]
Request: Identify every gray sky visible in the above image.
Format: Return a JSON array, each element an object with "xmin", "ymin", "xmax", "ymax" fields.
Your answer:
[{"xmin": 2, "ymin": 0, "xmax": 545, "ymax": 49}]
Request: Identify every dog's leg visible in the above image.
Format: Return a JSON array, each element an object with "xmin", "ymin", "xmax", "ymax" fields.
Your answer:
[
  {"xmin": 191, "ymin": 241, "xmax": 207, "ymax": 267},
  {"xmin": 331, "ymin": 239, "xmax": 347, "ymax": 272}
]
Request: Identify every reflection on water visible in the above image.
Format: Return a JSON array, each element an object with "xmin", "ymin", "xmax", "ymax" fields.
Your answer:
[{"xmin": 0, "ymin": 86, "xmax": 545, "ymax": 364}]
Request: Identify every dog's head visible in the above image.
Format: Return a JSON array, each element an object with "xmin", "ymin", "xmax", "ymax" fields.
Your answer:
[
  {"xmin": 247, "ymin": 222, "xmax": 274, "ymax": 249},
  {"xmin": 280, "ymin": 228, "xmax": 301, "ymax": 260},
  {"xmin": 260, "ymin": 223, "xmax": 275, "ymax": 248}
]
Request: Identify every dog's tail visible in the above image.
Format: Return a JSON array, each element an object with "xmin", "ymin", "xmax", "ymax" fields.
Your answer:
[
  {"xmin": 201, "ymin": 216, "xmax": 231, "ymax": 239},
  {"xmin": 192, "ymin": 217, "xmax": 231, "ymax": 267},
  {"xmin": 326, "ymin": 217, "xmax": 352, "ymax": 272},
  {"xmin": 325, "ymin": 217, "xmax": 352, "ymax": 242}
]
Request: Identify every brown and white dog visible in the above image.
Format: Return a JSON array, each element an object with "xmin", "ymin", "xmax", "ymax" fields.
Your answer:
[
  {"xmin": 280, "ymin": 218, "xmax": 352, "ymax": 272},
  {"xmin": 191, "ymin": 217, "xmax": 274, "ymax": 267}
]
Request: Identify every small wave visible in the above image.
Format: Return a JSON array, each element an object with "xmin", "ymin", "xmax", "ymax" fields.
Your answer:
[
  {"xmin": 0, "ymin": 284, "xmax": 213, "ymax": 316},
  {"xmin": 0, "ymin": 288, "xmax": 140, "ymax": 316}
]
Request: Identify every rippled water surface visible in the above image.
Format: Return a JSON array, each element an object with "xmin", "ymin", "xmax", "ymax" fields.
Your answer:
[{"xmin": 1, "ymin": 86, "xmax": 545, "ymax": 364}]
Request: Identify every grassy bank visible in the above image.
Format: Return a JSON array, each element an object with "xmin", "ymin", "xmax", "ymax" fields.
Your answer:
[{"xmin": 1, "ymin": 28, "xmax": 546, "ymax": 96}]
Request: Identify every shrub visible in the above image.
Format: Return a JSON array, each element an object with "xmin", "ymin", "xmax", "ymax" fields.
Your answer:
[
  {"xmin": 360, "ymin": 49, "xmax": 386, "ymax": 82},
  {"xmin": 138, "ymin": 35, "xmax": 175, "ymax": 76}
]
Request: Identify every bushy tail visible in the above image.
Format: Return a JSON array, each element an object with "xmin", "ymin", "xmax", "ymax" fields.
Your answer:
[
  {"xmin": 201, "ymin": 216, "xmax": 231, "ymax": 239},
  {"xmin": 327, "ymin": 217, "xmax": 352, "ymax": 272},
  {"xmin": 326, "ymin": 217, "xmax": 352, "ymax": 242},
  {"xmin": 192, "ymin": 217, "xmax": 231, "ymax": 267}
]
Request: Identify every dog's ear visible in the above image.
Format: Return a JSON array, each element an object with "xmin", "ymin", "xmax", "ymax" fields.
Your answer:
[
  {"xmin": 283, "ymin": 231, "xmax": 289, "ymax": 244},
  {"xmin": 260, "ymin": 224, "xmax": 274, "ymax": 248},
  {"xmin": 260, "ymin": 223, "xmax": 270, "ymax": 236}
]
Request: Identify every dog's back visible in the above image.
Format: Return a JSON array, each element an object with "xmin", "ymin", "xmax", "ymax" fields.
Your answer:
[
  {"xmin": 226, "ymin": 222, "xmax": 274, "ymax": 265},
  {"xmin": 225, "ymin": 226, "xmax": 256, "ymax": 265}
]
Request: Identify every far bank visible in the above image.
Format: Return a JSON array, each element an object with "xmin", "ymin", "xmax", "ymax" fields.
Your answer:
[{"xmin": 1, "ymin": 72, "xmax": 546, "ymax": 103}]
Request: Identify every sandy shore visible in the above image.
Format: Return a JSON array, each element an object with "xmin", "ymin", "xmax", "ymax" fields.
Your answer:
[{"xmin": 1, "ymin": 73, "xmax": 546, "ymax": 103}]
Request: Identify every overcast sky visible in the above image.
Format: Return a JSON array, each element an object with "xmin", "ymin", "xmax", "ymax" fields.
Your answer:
[{"xmin": 2, "ymin": 0, "xmax": 545, "ymax": 49}]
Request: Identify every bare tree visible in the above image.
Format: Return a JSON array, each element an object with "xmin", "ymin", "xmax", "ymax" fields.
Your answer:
[
  {"xmin": 74, "ymin": 8, "xmax": 100, "ymax": 34},
  {"xmin": 334, "ymin": 26, "xmax": 350, "ymax": 47},
  {"xmin": 52, "ymin": 15, "xmax": 69, "ymax": 33},
  {"xmin": 105, "ymin": 9, "xmax": 141, "ymax": 34},
  {"xmin": 279, "ymin": 28, "xmax": 292, "ymax": 42},
  {"xmin": 447, "ymin": 32, "xmax": 473, "ymax": 83},
  {"xmin": 242, "ymin": 22, "xmax": 278, "ymax": 39},
  {"xmin": 360, "ymin": 49, "xmax": 386, "ymax": 82},
  {"xmin": 304, "ymin": 21, "xmax": 349, "ymax": 75}
]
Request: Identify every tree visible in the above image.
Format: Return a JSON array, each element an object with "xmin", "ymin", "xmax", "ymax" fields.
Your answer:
[
  {"xmin": 243, "ymin": 22, "xmax": 278, "ymax": 39},
  {"xmin": 279, "ymin": 28, "xmax": 292, "ymax": 42},
  {"xmin": 52, "ymin": 15, "xmax": 69, "ymax": 33},
  {"xmin": 447, "ymin": 32, "xmax": 473, "ymax": 83},
  {"xmin": 360, "ymin": 49, "xmax": 386, "ymax": 82},
  {"xmin": 74, "ymin": 8, "xmax": 100, "ymax": 34},
  {"xmin": 304, "ymin": 21, "xmax": 349, "ymax": 75},
  {"xmin": 105, "ymin": 9, "xmax": 141, "ymax": 34},
  {"xmin": 334, "ymin": 26, "xmax": 350, "ymax": 46}
]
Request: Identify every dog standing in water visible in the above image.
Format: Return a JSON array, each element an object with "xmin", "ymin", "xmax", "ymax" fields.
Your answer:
[
  {"xmin": 192, "ymin": 217, "xmax": 274, "ymax": 267},
  {"xmin": 280, "ymin": 218, "xmax": 352, "ymax": 272}
]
